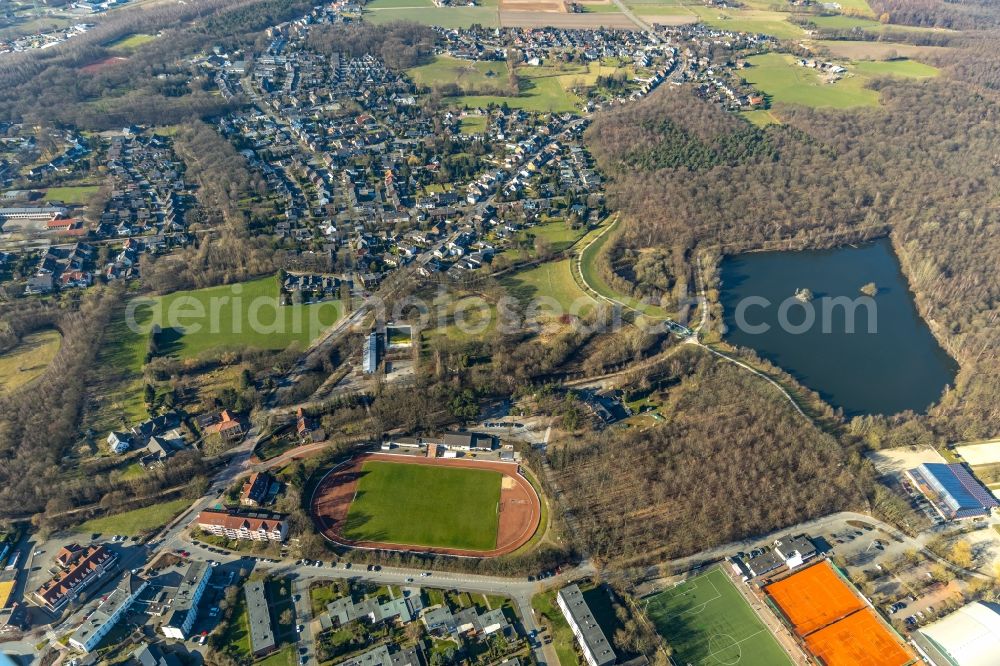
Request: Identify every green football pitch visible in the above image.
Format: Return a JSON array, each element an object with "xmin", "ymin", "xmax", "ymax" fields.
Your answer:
[
  {"xmin": 342, "ymin": 461, "xmax": 502, "ymax": 551},
  {"xmin": 644, "ymin": 567, "xmax": 792, "ymax": 666}
]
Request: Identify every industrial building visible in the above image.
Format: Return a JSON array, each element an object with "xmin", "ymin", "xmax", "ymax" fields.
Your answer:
[
  {"xmin": 363, "ymin": 331, "xmax": 380, "ymax": 374},
  {"xmin": 245, "ymin": 580, "xmax": 276, "ymax": 658},
  {"xmin": 557, "ymin": 585, "xmax": 616, "ymax": 666},
  {"xmin": 906, "ymin": 463, "xmax": 999, "ymax": 520},
  {"xmin": 914, "ymin": 601, "xmax": 1000, "ymax": 666}
]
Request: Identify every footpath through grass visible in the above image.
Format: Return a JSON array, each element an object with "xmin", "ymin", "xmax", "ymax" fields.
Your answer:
[
  {"xmin": 644, "ymin": 567, "xmax": 792, "ymax": 666},
  {"xmin": 578, "ymin": 217, "xmax": 670, "ymax": 319},
  {"xmin": 75, "ymin": 498, "xmax": 191, "ymax": 537},
  {"xmin": 343, "ymin": 461, "xmax": 502, "ymax": 551}
]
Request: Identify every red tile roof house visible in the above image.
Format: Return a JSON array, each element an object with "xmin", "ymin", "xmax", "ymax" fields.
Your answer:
[
  {"xmin": 34, "ymin": 544, "xmax": 117, "ymax": 613},
  {"xmin": 195, "ymin": 509, "xmax": 288, "ymax": 542},
  {"xmin": 240, "ymin": 471, "xmax": 273, "ymax": 507},
  {"xmin": 216, "ymin": 410, "xmax": 245, "ymax": 442}
]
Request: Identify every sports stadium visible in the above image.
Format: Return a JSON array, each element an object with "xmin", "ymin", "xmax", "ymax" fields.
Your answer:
[
  {"xmin": 309, "ymin": 452, "xmax": 541, "ymax": 557},
  {"xmin": 765, "ymin": 560, "xmax": 916, "ymax": 666}
]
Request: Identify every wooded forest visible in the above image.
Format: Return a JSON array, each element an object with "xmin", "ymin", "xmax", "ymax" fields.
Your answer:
[{"xmin": 550, "ymin": 352, "xmax": 871, "ymax": 565}]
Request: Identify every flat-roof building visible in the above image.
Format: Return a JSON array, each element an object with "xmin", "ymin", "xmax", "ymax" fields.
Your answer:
[
  {"xmin": 245, "ymin": 580, "xmax": 276, "ymax": 657},
  {"xmin": 69, "ymin": 574, "xmax": 148, "ymax": 652},
  {"xmin": 915, "ymin": 601, "xmax": 1000, "ymax": 666},
  {"xmin": 363, "ymin": 331, "xmax": 379, "ymax": 374},
  {"xmin": 557, "ymin": 585, "xmax": 616, "ymax": 666},
  {"xmin": 907, "ymin": 463, "xmax": 999, "ymax": 520},
  {"xmin": 160, "ymin": 561, "xmax": 210, "ymax": 640},
  {"xmin": 773, "ymin": 534, "xmax": 817, "ymax": 570},
  {"xmin": 341, "ymin": 644, "xmax": 422, "ymax": 666}
]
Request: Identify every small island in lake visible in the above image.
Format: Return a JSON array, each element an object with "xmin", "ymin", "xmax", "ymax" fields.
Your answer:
[
  {"xmin": 860, "ymin": 281, "xmax": 878, "ymax": 297},
  {"xmin": 794, "ymin": 287, "xmax": 814, "ymax": 302}
]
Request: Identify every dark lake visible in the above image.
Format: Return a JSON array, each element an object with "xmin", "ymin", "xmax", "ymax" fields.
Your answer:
[{"xmin": 719, "ymin": 238, "xmax": 957, "ymax": 417}]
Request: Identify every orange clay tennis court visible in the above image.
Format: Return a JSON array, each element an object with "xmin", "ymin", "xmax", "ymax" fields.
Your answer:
[
  {"xmin": 805, "ymin": 608, "xmax": 912, "ymax": 666},
  {"xmin": 765, "ymin": 562, "xmax": 916, "ymax": 666},
  {"xmin": 765, "ymin": 561, "xmax": 865, "ymax": 635}
]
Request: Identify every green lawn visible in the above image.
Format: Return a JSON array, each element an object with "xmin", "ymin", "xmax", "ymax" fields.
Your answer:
[
  {"xmin": 851, "ymin": 58, "xmax": 938, "ymax": 78},
  {"xmin": 829, "ymin": 0, "xmax": 875, "ymax": 17},
  {"xmin": 257, "ymin": 646, "xmax": 296, "ymax": 666},
  {"xmin": 744, "ymin": 53, "xmax": 879, "ymax": 108},
  {"xmin": 532, "ymin": 591, "xmax": 580, "ymax": 666},
  {"xmin": 342, "ymin": 461, "xmax": 502, "ymax": 551},
  {"xmin": 219, "ymin": 592, "xmax": 253, "ymax": 661},
  {"xmin": 741, "ymin": 109, "xmax": 781, "ymax": 127},
  {"xmin": 527, "ymin": 220, "xmax": 588, "ymax": 253},
  {"xmin": 75, "ymin": 498, "xmax": 191, "ymax": 537},
  {"xmin": 137, "ymin": 275, "xmax": 343, "ymax": 359},
  {"xmin": 460, "ymin": 115, "xmax": 488, "ymax": 134},
  {"xmin": 408, "ymin": 56, "xmax": 511, "ymax": 92},
  {"xmin": 503, "ymin": 259, "xmax": 595, "ymax": 314},
  {"xmin": 364, "ymin": 6, "xmax": 499, "ymax": 28},
  {"xmin": 44, "ymin": 185, "xmax": 99, "ymax": 204},
  {"xmin": 0, "ymin": 329, "xmax": 61, "ymax": 396},
  {"xmin": 106, "ymin": 33, "xmax": 157, "ymax": 50},
  {"xmin": 644, "ymin": 567, "xmax": 792, "ymax": 666}
]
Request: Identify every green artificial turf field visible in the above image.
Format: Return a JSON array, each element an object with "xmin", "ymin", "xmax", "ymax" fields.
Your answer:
[
  {"xmin": 343, "ymin": 461, "xmax": 502, "ymax": 551},
  {"xmin": 133, "ymin": 275, "xmax": 343, "ymax": 359},
  {"xmin": 644, "ymin": 567, "xmax": 792, "ymax": 666}
]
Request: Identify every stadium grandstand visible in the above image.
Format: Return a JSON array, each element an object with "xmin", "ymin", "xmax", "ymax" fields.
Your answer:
[
  {"xmin": 905, "ymin": 463, "xmax": 998, "ymax": 520},
  {"xmin": 913, "ymin": 601, "xmax": 1000, "ymax": 666}
]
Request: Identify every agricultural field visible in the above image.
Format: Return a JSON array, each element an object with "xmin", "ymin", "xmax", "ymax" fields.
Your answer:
[
  {"xmin": 342, "ymin": 461, "xmax": 502, "ymax": 551},
  {"xmin": 75, "ymin": 498, "xmax": 191, "ymax": 537},
  {"xmin": 644, "ymin": 567, "xmax": 792, "ymax": 666},
  {"xmin": 138, "ymin": 275, "xmax": 343, "ymax": 359},
  {"xmin": 503, "ymin": 259, "xmax": 595, "ymax": 314},
  {"xmin": 0, "ymin": 329, "xmax": 61, "ymax": 396},
  {"xmin": 851, "ymin": 58, "xmax": 938, "ymax": 79},
  {"xmin": 814, "ymin": 40, "xmax": 950, "ymax": 61},
  {"xmin": 44, "ymin": 185, "xmax": 99, "ymax": 203},
  {"xmin": 364, "ymin": 6, "xmax": 500, "ymax": 28},
  {"xmin": 687, "ymin": 6, "xmax": 806, "ymax": 40},
  {"xmin": 743, "ymin": 53, "xmax": 879, "ymax": 108}
]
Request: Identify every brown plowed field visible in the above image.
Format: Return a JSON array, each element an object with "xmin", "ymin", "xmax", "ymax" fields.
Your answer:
[{"xmin": 310, "ymin": 452, "xmax": 541, "ymax": 557}]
